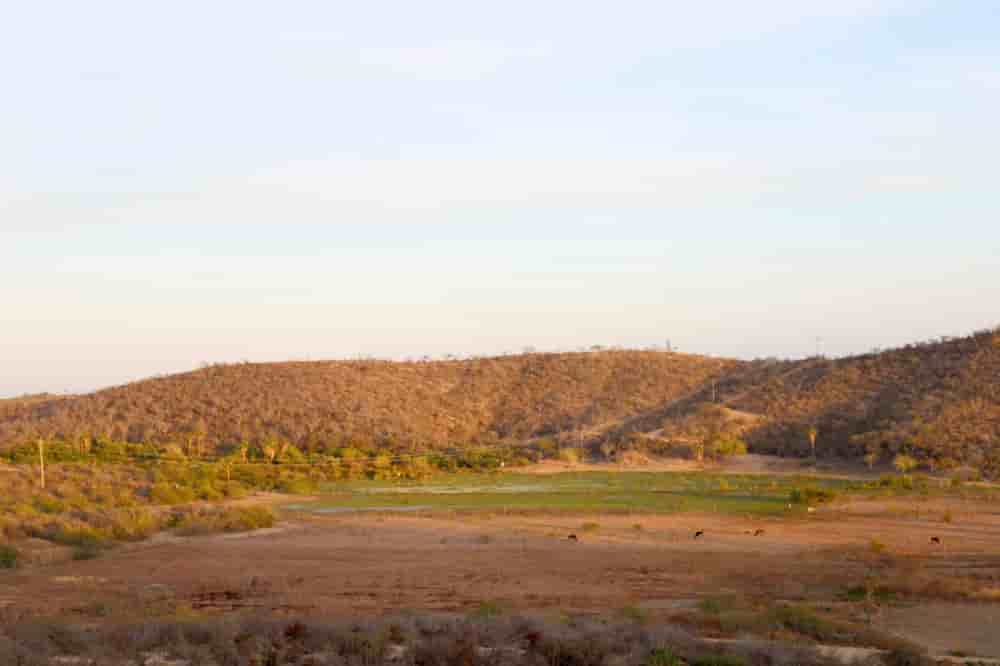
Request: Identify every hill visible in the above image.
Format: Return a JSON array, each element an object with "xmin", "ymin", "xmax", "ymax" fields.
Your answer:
[
  {"xmin": 0, "ymin": 351, "xmax": 737, "ymax": 454},
  {"xmin": 2, "ymin": 327, "xmax": 998, "ymax": 476},
  {"xmin": 606, "ymin": 327, "xmax": 1000, "ymax": 477}
]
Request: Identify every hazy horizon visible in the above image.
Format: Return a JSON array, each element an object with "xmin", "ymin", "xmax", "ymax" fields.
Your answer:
[{"xmin": 4, "ymin": 1, "xmax": 999, "ymax": 397}]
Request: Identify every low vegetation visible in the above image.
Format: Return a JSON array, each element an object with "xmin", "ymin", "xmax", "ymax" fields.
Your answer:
[
  {"xmin": 296, "ymin": 470, "xmax": 866, "ymax": 517},
  {"xmin": 0, "ymin": 465, "xmax": 283, "ymax": 555},
  {"xmin": 0, "ymin": 613, "xmax": 852, "ymax": 666},
  {"xmin": 0, "ymin": 543, "xmax": 18, "ymax": 569},
  {"xmin": 0, "ymin": 350, "xmax": 733, "ymax": 454}
]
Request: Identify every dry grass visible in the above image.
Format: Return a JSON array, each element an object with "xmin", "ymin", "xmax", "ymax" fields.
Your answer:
[{"xmin": 0, "ymin": 612, "xmax": 852, "ymax": 666}]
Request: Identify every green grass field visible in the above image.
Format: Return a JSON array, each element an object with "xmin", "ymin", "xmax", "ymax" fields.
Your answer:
[{"xmin": 287, "ymin": 471, "xmax": 867, "ymax": 516}]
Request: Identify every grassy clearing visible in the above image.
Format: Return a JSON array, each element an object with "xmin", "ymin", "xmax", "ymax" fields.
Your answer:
[
  {"xmin": 295, "ymin": 471, "xmax": 866, "ymax": 516},
  {"xmin": 286, "ymin": 467, "xmax": 997, "ymax": 518}
]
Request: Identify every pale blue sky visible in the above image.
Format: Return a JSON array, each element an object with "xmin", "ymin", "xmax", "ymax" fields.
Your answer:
[{"xmin": 2, "ymin": 1, "xmax": 999, "ymax": 396}]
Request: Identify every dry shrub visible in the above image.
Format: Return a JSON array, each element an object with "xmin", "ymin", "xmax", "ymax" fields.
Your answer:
[
  {"xmin": 0, "ymin": 613, "xmax": 853, "ymax": 666},
  {"xmin": 172, "ymin": 506, "xmax": 275, "ymax": 536}
]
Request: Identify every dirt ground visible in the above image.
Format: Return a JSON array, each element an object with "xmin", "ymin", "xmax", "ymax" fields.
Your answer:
[
  {"xmin": 879, "ymin": 603, "xmax": 1000, "ymax": 658},
  {"xmin": 3, "ymin": 494, "xmax": 999, "ymax": 656},
  {"xmin": 0, "ymin": 498, "xmax": 1000, "ymax": 656}
]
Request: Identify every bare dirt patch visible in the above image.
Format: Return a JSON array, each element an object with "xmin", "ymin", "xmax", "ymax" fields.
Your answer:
[{"xmin": 877, "ymin": 602, "xmax": 1000, "ymax": 658}]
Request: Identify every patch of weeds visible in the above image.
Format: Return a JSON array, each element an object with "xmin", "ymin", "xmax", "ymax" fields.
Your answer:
[
  {"xmin": 841, "ymin": 584, "xmax": 895, "ymax": 603},
  {"xmin": 767, "ymin": 604, "xmax": 855, "ymax": 644},
  {"xmin": 469, "ymin": 599, "xmax": 508, "ymax": 619},
  {"xmin": 0, "ymin": 544, "xmax": 19, "ymax": 569},
  {"xmin": 276, "ymin": 477, "xmax": 315, "ymax": 494},
  {"xmin": 72, "ymin": 543, "xmax": 103, "ymax": 560},
  {"xmin": 33, "ymin": 496, "xmax": 67, "ymax": 514},
  {"xmin": 632, "ymin": 523, "xmax": 644, "ymax": 531},
  {"xmin": 50, "ymin": 525, "xmax": 112, "ymax": 551},
  {"xmin": 173, "ymin": 506, "xmax": 276, "ymax": 536},
  {"xmin": 870, "ymin": 539, "xmax": 887, "ymax": 554},
  {"xmin": 110, "ymin": 508, "xmax": 160, "ymax": 541},
  {"xmin": 789, "ymin": 486, "xmax": 837, "ymax": 505},
  {"xmin": 77, "ymin": 601, "xmax": 114, "ymax": 617},
  {"xmin": 697, "ymin": 595, "xmax": 738, "ymax": 615},
  {"xmin": 581, "ymin": 521, "xmax": 601, "ymax": 532},
  {"xmin": 647, "ymin": 647, "xmax": 683, "ymax": 665},
  {"xmin": 620, "ymin": 605, "xmax": 648, "ymax": 624}
]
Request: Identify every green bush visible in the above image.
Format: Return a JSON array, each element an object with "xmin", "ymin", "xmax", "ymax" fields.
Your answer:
[
  {"xmin": 276, "ymin": 477, "xmax": 315, "ymax": 494},
  {"xmin": 620, "ymin": 605, "xmax": 648, "ymax": 624},
  {"xmin": 0, "ymin": 544, "xmax": 19, "ymax": 569},
  {"xmin": 50, "ymin": 525, "xmax": 111, "ymax": 549},
  {"xmin": 705, "ymin": 436, "xmax": 748, "ymax": 459},
  {"xmin": 33, "ymin": 496, "xmax": 67, "ymax": 514},
  {"xmin": 647, "ymin": 648, "xmax": 683, "ymax": 666},
  {"xmin": 789, "ymin": 486, "xmax": 837, "ymax": 505},
  {"xmin": 110, "ymin": 509, "xmax": 160, "ymax": 541},
  {"xmin": 469, "ymin": 599, "xmax": 508, "ymax": 619},
  {"xmin": 558, "ymin": 447, "xmax": 581, "ymax": 464}
]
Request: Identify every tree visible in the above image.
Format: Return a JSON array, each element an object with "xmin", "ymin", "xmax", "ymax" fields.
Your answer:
[{"xmin": 807, "ymin": 426, "xmax": 818, "ymax": 462}]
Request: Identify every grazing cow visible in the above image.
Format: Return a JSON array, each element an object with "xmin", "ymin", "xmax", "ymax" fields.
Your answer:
[
  {"xmin": 930, "ymin": 536, "xmax": 941, "ymax": 545},
  {"xmin": 694, "ymin": 530, "xmax": 704, "ymax": 539},
  {"xmin": 753, "ymin": 529, "xmax": 765, "ymax": 536},
  {"xmin": 568, "ymin": 534, "xmax": 578, "ymax": 542}
]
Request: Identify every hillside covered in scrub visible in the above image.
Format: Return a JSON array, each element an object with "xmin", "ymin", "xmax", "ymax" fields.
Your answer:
[
  {"xmin": 0, "ymin": 351, "xmax": 737, "ymax": 454},
  {"xmin": 606, "ymin": 326, "xmax": 1000, "ymax": 478},
  {"xmin": 2, "ymin": 327, "xmax": 999, "ymax": 476}
]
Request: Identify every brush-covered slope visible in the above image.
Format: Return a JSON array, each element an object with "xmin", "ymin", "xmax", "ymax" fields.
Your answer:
[
  {"xmin": 736, "ymin": 328, "xmax": 1000, "ymax": 470},
  {"xmin": 0, "ymin": 351, "xmax": 738, "ymax": 452},
  {"xmin": 611, "ymin": 327, "xmax": 1000, "ymax": 476}
]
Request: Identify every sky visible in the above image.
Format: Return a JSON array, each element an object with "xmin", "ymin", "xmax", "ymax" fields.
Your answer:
[{"xmin": 2, "ymin": 1, "xmax": 999, "ymax": 396}]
